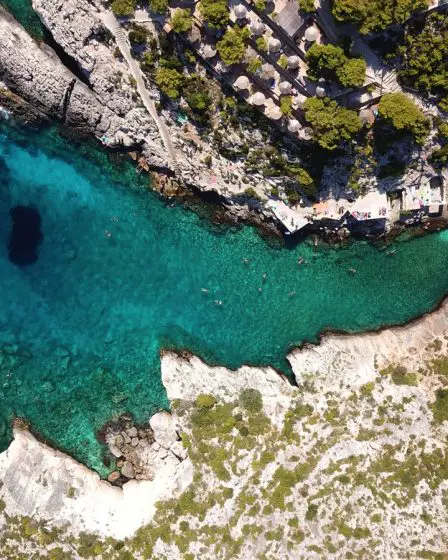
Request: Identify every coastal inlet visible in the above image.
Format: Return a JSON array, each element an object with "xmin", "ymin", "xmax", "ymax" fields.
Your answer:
[{"xmin": 1, "ymin": 124, "xmax": 448, "ymax": 474}]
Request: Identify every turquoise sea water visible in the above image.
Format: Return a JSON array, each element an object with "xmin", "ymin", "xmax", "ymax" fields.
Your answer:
[
  {"xmin": 1, "ymin": 122, "xmax": 448, "ymax": 474},
  {"xmin": 0, "ymin": 0, "xmax": 44, "ymax": 39}
]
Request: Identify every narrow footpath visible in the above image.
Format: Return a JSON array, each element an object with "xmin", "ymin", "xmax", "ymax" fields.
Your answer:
[{"xmin": 101, "ymin": 11, "xmax": 178, "ymax": 167}]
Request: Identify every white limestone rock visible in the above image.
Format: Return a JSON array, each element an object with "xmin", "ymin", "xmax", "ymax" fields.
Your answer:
[
  {"xmin": 149, "ymin": 411, "xmax": 178, "ymax": 448},
  {"xmin": 161, "ymin": 351, "xmax": 294, "ymax": 428},
  {"xmin": 0, "ymin": 428, "xmax": 192, "ymax": 539}
]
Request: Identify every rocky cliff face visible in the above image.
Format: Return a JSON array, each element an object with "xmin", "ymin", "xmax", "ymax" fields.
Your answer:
[
  {"xmin": 0, "ymin": 6, "xmax": 123, "ymax": 140},
  {"xmin": 9, "ymin": 0, "xmax": 277, "ymax": 203},
  {"xmin": 0, "ymin": 5, "xmax": 173, "ymax": 170}
]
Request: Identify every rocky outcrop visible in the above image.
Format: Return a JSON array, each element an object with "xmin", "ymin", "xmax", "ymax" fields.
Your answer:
[
  {"xmin": 0, "ymin": 5, "xmax": 172, "ymax": 170},
  {"xmin": 28, "ymin": 0, "xmax": 277, "ymax": 199},
  {"xmin": 289, "ymin": 296, "xmax": 448, "ymax": 392},
  {"xmin": 0, "ymin": 7, "xmax": 117, "ymax": 138},
  {"xmin": 0, "ymin": 298, "xmax": 448, "ymax": 544},
  {"xmin": 0, "ymin": 422, "xmax": 193, "ymax": 540},
  {"xmin": 161, "ymin": 351, "xmax": 295, "ymax": 428},
  {"xmin": 102, "ymin": 413, "xmax": 182, "ymax": 483}
]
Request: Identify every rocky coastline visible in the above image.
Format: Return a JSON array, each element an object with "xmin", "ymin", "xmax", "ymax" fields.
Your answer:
[
  {"xmin": 0, "ymin": 295, "xmax": 447, "ymax": 556},
  {"xmin": 0, "ymin": 2, "xmax": 446, "ymax": 243}
]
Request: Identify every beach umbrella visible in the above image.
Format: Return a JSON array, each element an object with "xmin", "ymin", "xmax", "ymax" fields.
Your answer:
[
  {"xmin": 234, "ymin": 4, "xmax": 248, "ymax": 19},
  {"xmin": 252, "ymin": 92, "xmax": 266, "ymax": 106},
  {"xmin": 270, "ymin": 106, "xmax": 283, "ymax": 120},
  {"xmin": 288, "ymin": 119, "xmax": 301, "ymax": 132},
  {"xmin": 287, "ymin": 55, "xmax": 300, "ymax": 69},
  {"xmin": 234, "ymin": 75, "xmax": 250, "ymax": 90},
  {"xmin": 250, "ymin": 20, "xmax": 265, "ymax": 35},
  {"xmin": 260, "ymin": 63, "xmax": 276, "ymax": 80},
  {"xmin": 268, "ymin": 38, "xmax": 281, "ymax": 52},
  {"xmin": 203, "ymin": 45, "xmax": 217, "ymax": 58},
  {"xmin": 293, "ymin": 93, "xmax": 307, "ymax": 108},
  {"xmin": 304, "ymin": 26, "xmax": 318, "ymax": 42},
  {"xmin": 279, "ymin": 81, "xmax": 292, "ymax": 95}
]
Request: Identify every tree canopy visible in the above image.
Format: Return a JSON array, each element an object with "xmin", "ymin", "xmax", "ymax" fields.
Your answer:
[
  {"xmin": 183, "ymin": 76, "xmax": 212, "ymax": 113},
  {"xmin": 378, "ymin": 93, "xmax": 429, "ymax": 144},
  {"xmin": 306, "ymin": 43, "xmax": 366, "ymax": 88},
  {"xmin": 155, "ymin": 67, "xmax": 184, "ymax": 99},
  {"xmin": 303, "ymin": 97, "xmax": 362, "ymax": 150},
  {"xmin": 332, "ymin": 0, "xmax": 429, "ymax": 34},
  {"xmin": 128, "ymin": 24, "xmax": 150, "ymax": 45},
  {"xmin": 199, "ymin": 0, "xmax": 229, "ymax": 29},
  {"xmin": 337, "ymin": 58, "xmax": 367, "ymax": 88},
  {"xmin": 216, "ymin": 28, "xmax": 249, "ymax": 66},
  {"xmin": 110, "ymin": 0, "xmax": 137, "ymax": 17},
  {"xmin": 299, "ymin": 0, "xmax": 315, "ymax": 13},
  {"xmin": 170, "ymin": 8, "xmax": 193, "ymax": 33},
  {"xmin": 396, "ymin": 12, "xmax": 448, "ymax": 109},
  {"xmin": 148, "ymin": 0, "xmax": 168, "ymax": 14}
]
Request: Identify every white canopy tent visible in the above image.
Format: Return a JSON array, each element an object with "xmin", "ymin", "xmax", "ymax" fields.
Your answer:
[
  {"xmin": 287, "ymin": 55, "xmax": 301, "ymax": 69},
  {"xmin": 268, "ymin": 38, "xmax": 281, "ymax": 52},
  {"xmin": 270, "ymin": 106, "xmax": 283, "ymax": 120},
  {"xmin": 252, "ymin": 92, "xmax": 266, "ymax": 106},
  {"xmin": 203, "ymin": 45, "xmax": 217, "ymax": 58},
  {"xmin": 304, "ymin": 26, "xmax": 318, "ymax": 42},
  {"xmin": 293, "ymin": 93, "xmax": 307, "ymax": 108},
  {"xmin": 288, "ymin": 119, "xmax": 301, "ymax": 132},
  {"xmin": 279, "ymin": 81, "xmax": 292, "ymax": 95},
  {"xmin": 234, "ymin": 75, "xmax": 250, "ymax": 90},
  {"xmin": 250, "ymin": 20, "xmax": 265, "ymax": 35},
  {"xmin": 234, "ymin": 4, "xmax": 248, "ymax": 19}
]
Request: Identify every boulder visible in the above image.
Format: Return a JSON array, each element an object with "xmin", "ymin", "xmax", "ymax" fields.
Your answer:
[
  {"xmin": 149, "ymin": 411, "xmax": 178, "ymax": 448},
  {"xmin": 107, "ymin": 471, "xmax": 121, "ymax": 483},
  {"xmin": 121, "ymin": 461, "xmax": 135, "ymax": 479},
  {"xmin": 170, "ymin": 440, "xmax": 188, "ymax": 461},
  {"xmin": 127, "ymin": 427, "xmax": 137, "ymax": 438},
  {"xmin": 109, "ymin": 444, "xmax": 123, "ymax": 458}
]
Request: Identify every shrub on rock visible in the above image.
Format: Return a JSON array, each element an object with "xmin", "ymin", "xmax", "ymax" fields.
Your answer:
[
  {"xmin": 239, "ymin": 388, "xmax": 263, "ymax": 414},
  {"xmin": 195, "ymin": 394, "xmax": 217, "ymax": 410}
]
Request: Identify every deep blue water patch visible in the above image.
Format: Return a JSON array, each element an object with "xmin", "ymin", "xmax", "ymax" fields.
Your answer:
[
  {"xmin": 8, "ymin": 205, "xmax": 43, "ymax": 265},
  {"xmin": 1, "ymin": 122, "xmax": 448, "ymax": 475}
]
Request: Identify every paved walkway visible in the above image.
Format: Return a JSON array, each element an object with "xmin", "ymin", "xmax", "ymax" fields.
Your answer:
[{"xmin": 101, "ymin": 11, "xmax": 177, "ymax": 166}]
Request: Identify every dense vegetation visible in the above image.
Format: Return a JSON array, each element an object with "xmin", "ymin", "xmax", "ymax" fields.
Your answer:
[
  {"xmin": 199, "ymin": 0, "xmax": 230, "ymax": 29},
  {"xmin": 110, "ymin": 0, "xmax": 136, "ymax": 17},
  {"xmin": 303, "ymin": 97, "xmax": 362, "ymax": 150},
  {"xmin": 216, "ymin": 28, "xmax": 250, "ymax": 66},
  {"xmin": 396, "ymin": 12, "xmax": 448, "ymax": 112},
  {"xmin": 170, "ymin": 8, "xmax": 193, "ymax": 33},
  {"xmin": 306, "ymin": 43, "xmax": 366, "ymax": 88},
  {"xmin": 377, "ymin": 92, "xmax": 429, "ymax": 144},
  {"xmin": 148, "ymin": 0, "xmax": 168, "ymax": 14},
  {"xmin": 332, "ymin": 0, "xmax": 429, "ymax": 34}
]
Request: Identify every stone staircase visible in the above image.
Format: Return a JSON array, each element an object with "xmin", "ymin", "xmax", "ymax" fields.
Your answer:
[{"xmin": 101, "ymin": 11, "xmax": 178, "ymax": 169}]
